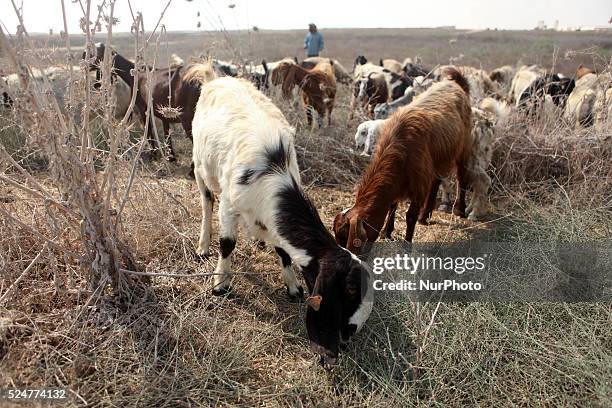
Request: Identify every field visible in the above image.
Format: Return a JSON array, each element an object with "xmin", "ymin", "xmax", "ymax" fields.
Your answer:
[{"xmin": 1, "ymin": 25, "xmax": 612, "ymax": 407}]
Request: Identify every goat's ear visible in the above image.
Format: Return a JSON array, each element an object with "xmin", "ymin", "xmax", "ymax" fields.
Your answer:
[
  {"xmin": 348, "ymin": 217, "xmax": 367, "ymax": 250},
  {"xmin": 307, "ymin": 295, "xmax": 322, "ymax": 311}
]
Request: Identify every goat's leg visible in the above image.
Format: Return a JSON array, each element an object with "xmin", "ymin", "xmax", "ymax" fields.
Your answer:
[
  {"xmin": 419, "ymin": 179, "xmax": 442, "ymax": 225},
  {"xmin": 349, "ymin": 94, "xmax": 357, "ymax": 120},
  {"xmin": 453, "ymin": 163, "xmax": 469, "ymax": 218},
  {"xmin": 182, "ymin": 119, "xmax": 193, "ymax": 142},
  {"xmin": 316, "ymin": 105, "xmax": 325, "ymax": 128},
  {"xmin": 213, "ymin": 195, "xmax": 237, "ymax": 295},
  {"xmin": 274, "ymin": 247, "xmax": 304, "ymax": 300},
  {"xmin": 327, "ymin": 102, "xmax": 333, "ymax": 126},
  {"xmin": 305, "ymin": 105, "xmax": 314, "ymax": 127},
  {"xmin": 404, "ymin": 201, "xmax": 420, "ymax": 243},
  {"xmin": 181, "ymin": 120, "xmax": 195, "ymax": 179},
  {"xmin": 382, "ymin": 203, "xmax": 398, "ymax": 239},
  {"xmin": 438, "ymin": 177, "xmax": 454, "ymax": 213},
  {"xmin": 140, "ymin": 107, "xmax": 160, "ymax": 159},
  {"xmin": 468, "ymin": 172, "xmax": 491, "ymax": 221},
  {"xmin": 162, "ymin": 120, "xmax": 177, "ymax": 162},
  {"xmin": 195, "ymin": 172, "xmax": 214, "ymax": 258}
]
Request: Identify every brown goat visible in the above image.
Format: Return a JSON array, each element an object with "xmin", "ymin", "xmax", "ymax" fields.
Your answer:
[
  {"xmin": 333, "ymin": 68, "xmax": 472, "ymax": 254},
  {"xmin": 276, "ymin": 62, "xmax": 336, "ymax": 127},
  {"xmin": 349, "ymin": 72, "xmax": 389, "ymax": 119}
]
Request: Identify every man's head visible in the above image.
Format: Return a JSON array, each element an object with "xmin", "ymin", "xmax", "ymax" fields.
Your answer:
[{"xmin": 308, "ymin": 23, "xmax": 317, "ymax": 33}]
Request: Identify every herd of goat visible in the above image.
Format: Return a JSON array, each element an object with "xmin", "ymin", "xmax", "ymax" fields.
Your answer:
[{"xmin": 2, "ymin": 43, "xmax": 611, "ymax": 368}]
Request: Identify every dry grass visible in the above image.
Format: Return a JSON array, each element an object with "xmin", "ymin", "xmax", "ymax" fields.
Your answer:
[{"xmin": 1, "ymin": 14, "xmax": 612, "ymax": 408}]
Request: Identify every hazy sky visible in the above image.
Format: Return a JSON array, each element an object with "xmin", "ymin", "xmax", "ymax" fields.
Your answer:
[{"xmin": 1, "ymin": 0, "xmax": 610, "ymax": 34}]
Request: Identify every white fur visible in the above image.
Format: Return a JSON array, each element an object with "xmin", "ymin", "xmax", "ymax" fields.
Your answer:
[
  {"xmin": 509, "ymin": 67, "xmax": 543, "ymax": 106},
  {"xmin": 354, "ymin": 119, "xmax": 387, "ymax": 156},
  {"xmin": 343, "ymin": 248, "xmax": 374, "ymax": 332},
  {"xmin": 192, "ymin": 76, "xmax": 307, "ymax": 293},
  {"xmin": 439, "ymin": 98, "xmax": 509, "ymax": 220}
]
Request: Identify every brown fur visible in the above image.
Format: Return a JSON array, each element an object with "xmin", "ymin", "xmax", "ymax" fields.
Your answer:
[
  {"xmin": 334, "ymin": 71, "xmax": 472, "ymax": 253},
  {"xmin": 349, "ymin": 73, "xmax": 389, "ymax": 119},
  {"xmin": 277, "ymin": 63, "xmax": 336, "ymax": 127}
]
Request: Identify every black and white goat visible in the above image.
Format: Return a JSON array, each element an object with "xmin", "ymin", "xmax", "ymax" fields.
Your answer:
[{"xmin": 192, "ymin": 76, "xmax": 373, "ymax": 367}]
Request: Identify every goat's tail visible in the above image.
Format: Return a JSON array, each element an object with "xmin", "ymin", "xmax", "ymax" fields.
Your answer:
[{"xmin": 439, "ymin": 66, "xmax": 470, "ymax": 97}]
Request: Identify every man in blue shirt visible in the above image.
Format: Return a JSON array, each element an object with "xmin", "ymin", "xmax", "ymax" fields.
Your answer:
[{"xmin": 304, "ymin": 23, "xmax": 324, "ymax": 57}]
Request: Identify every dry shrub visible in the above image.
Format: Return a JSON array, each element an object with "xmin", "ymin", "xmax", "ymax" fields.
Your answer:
[{"xmin": 491, "ymin": 108, "xmax": 612, "ymax": 210}]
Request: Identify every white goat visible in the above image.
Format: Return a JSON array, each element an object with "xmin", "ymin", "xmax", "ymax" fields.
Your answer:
[
  {"xmin": 191, "ymin": 76, "xmax": 372, "ymax": 366},
  {"xmin": 354, "ymin": 119, "xmax": 387, "ymax": 156},
  {"xmin": 439, "ymin": 97, "xmax": 510, "ymax": 220}
]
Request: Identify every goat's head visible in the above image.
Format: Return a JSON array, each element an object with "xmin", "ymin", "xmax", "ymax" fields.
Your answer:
[
  {"xmin": 373, "ymin": 103, "xmax": 389, "ymax": 120},
  {"xmin": 333, "ymin": 208, "xmax": 377, "ymax": 255},
  {"xmin": 306, "ymin": 246, "xmax": 373, "ymax": 368},
  {"xmin": 357, "ymin": 75, "xmax": 371, "ymax": 101},
  {"xmin": 354, "ymin": 122, "xmax": 370, "ymax": 150}
]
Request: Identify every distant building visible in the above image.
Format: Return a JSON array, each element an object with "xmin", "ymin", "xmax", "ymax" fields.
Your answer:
[{"xmin": 535, "ymin": 20, "xmax": 547, "ymax": 30}]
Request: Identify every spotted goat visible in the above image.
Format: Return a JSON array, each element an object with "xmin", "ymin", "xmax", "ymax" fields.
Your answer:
[{"xmin": 192, "ymin": 76, "xmax": 373, "ymax": 367}]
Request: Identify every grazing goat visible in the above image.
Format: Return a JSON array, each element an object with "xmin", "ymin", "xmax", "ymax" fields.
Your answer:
[
  {"xmin": 350, "ymin": 72, "xmax": 389, "ymax": 119},
  {"xmin": 212, "ymin": 59, "xmax": 239, "ymax": 77},
  {"xmin": 192, "ymin": 77, "xmax": 373, "ymax": 367},
  {"xmin": 269, "ymin": 57, "xmax": 298, "ymax": 87},
  {"xmin": 590, "ymin": 72, "xmax": 612, "ymax": 126},
  {"xmin": 352, "ymin": 56, "xmax": 385, "ymax": 79},
  {"xmin": 518, "ymin": 73, "xmax": 575, "ymax": 115},
  {"xmin": 354, "ymin": 119, "xmax": 387, "ymax": 156},
  {"xmin": 489, "ymin": 65, "xmax": 516, "ymax": 94},
  {"xmin": 302, "ymin": 57, "xmax": 352, "ymax": 84},
  {"xmin": 508, "ymin": 65, "xmax": 544, "ymax": 105},
  {"xmin": 85, "ymin": 43, "xmax": 216, "ymax": 161},
  {"xmin": 564, "ymin": 70, "xmax": 598, "ymax": 128},
  {"xmin": 439, "ymin": 98, "xmax": 510, "ymax": 220},
  {"xmin": 385, "ymin": 69, "xmax": 413, "ymax": 101},
  {"xmin": 379, "ymin": 58, "xmax": 403, "ymax": 75},
  {"xmin": 244, "ymin": 60, "xmax": 270, "ymax": 90},
  {"xmin": 435, "ymin": 65, "xmax": 502, "ymax": 103},
  {"xmin": 276, "ymin": 61, "xmax": 336, "ymax": 127},
  {"xmin": 402, "ymin": 58, "xmax": 430, "ymax": 78},
  {"xmin": 374, "ymin": 87, "xmax": 416, "ymax": 120},
  {"xmin": 334, "ymin": 68, "xmax": 473, "ymax": 252}
]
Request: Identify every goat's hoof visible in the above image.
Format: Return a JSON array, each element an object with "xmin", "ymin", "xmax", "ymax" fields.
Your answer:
[
  {"xmin": 438, "ymin": 204, "xmax": 451, "ymax": 213},
  {"xmin": 467, "ymin": 213, "xmax": 480, "ymax": 221},
  {"xmin": 256, "ymin": 240, "xmax": 266, "ymax": 249},
  {"xmin": 195, "ymin": 248, "xmax": 210, "ymax": 260},
  {"xmin": 212, "ymin": 285, "xmax": 232, "ymax": 296},
  {"xmin": 384, "ymin": 234, "xmax": 393, "ymax": 240},
  {"xmin": 287, "ymin": 285, "xmax": 304, "ymax": 302},
  {"xmin": 166, "ymin": 155, "xmax": 177, "ymax": 163},
  {"xmin": 452, "ymin": 208, "xmax": 467, "ymax": 218},
  {"xmin": 418, "ymin": 218, "xmax": 429, "ymax": 225}
]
